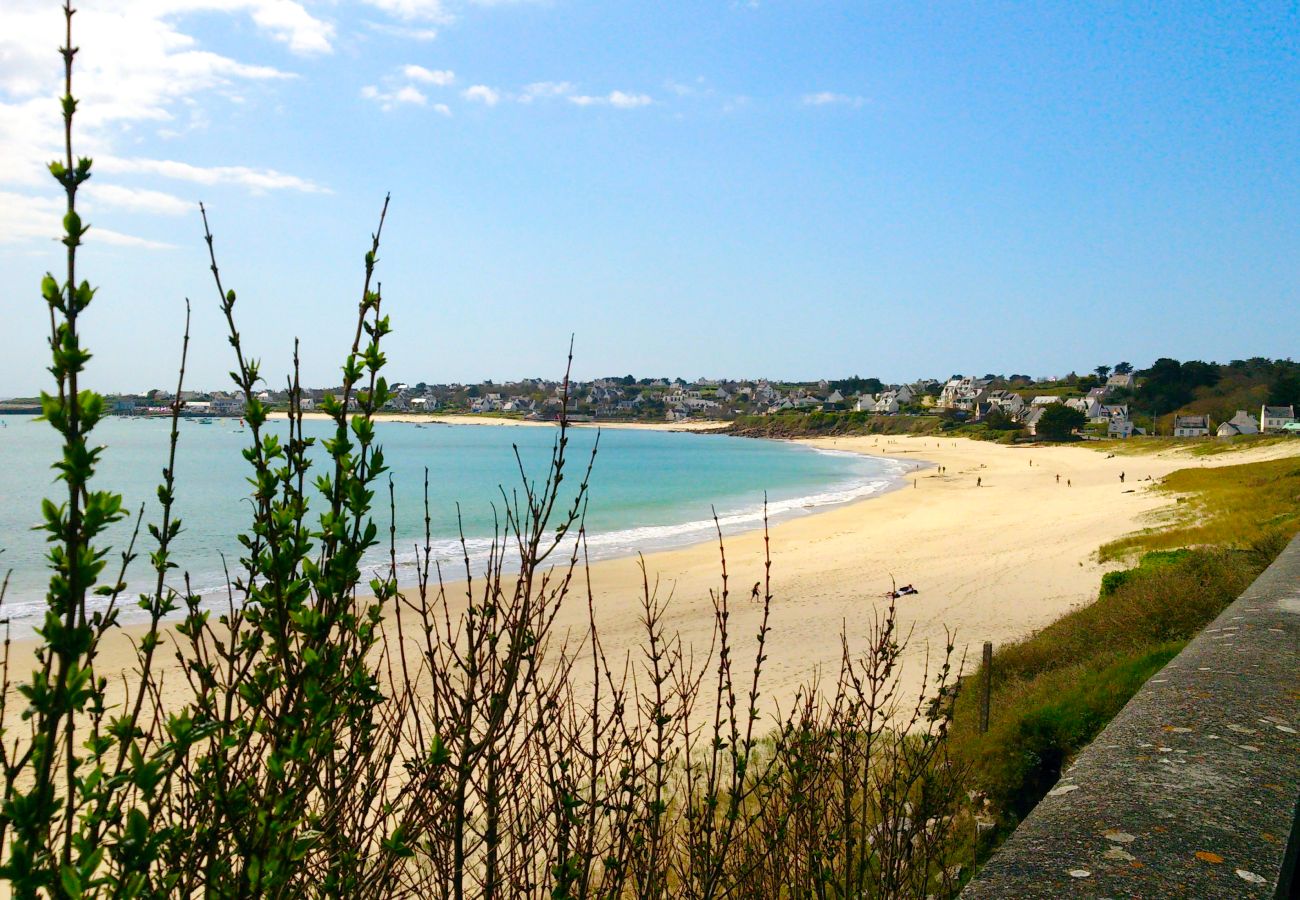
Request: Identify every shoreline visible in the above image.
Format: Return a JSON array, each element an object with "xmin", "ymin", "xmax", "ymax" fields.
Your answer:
[
  {"xmin": 7, "ymin": 434, "xmax": 1299, "ymax": 723},
  {"xmin": 267, "ymin": 410, "xmax": 731, "ymax": 432}
]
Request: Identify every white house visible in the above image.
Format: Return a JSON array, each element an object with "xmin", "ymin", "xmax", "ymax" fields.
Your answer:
[
  {"xmin": 1022, "ymin": 407, "xmax": 1045, "ymax": 436},
  {"xmin": 1261, "ymin": 405, "xmax": 1296, "ymax": 433},
  {"xmin": 1106, "ymin": 373, "xmax": 1136, "ymax": 391},
  {"xmin": 1173, "ymin": 414, "xmax": 1210, "ymax": 438},
  {"xmin": 939, "ymin": 377, "xmax": 991, "ymax": 410},
  {"xmin": 1066, "ymin": 397, "xmax": 1101, "ymax": 420},
  {"xmin": 1216, "ymin": 410, "xmax": 1259, "ymax": 437},
  {"xmin": 1108, "ymin": 418, "xmax": 1135, "ymax": 439},
  {"xmin": 1030, "ymin": 396, "xmax": 1062, "ymax": 407},
  {"xmin": 873, "ymin": 395, "xmax": 900, "ymax": 414},
  {"xmin": 985, "ymin": 390, "xmax": 1026, "ymax": 416}
]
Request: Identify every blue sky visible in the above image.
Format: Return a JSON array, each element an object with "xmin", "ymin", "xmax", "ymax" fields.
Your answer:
[{"xmin": 1, "ymin": 1, "xmax": 1296, "ymax": 395}]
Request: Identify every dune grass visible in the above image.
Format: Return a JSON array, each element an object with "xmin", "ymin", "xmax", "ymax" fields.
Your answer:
[
  {"xmin": 1090, "ymin": 433, "xmax": 1291, "ymax": 457},
  {"xmin": 1100, "ymin": 455, "xmax": 1300, "ymax": 561}
]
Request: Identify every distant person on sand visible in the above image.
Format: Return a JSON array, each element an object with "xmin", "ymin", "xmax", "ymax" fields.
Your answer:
[
  {"xmin": 1120, "ymin": 472, "xmax": 1125, "ymax": 483},
  {"xmin": 976, "ymin": 476, "xmax": 982, "ymax": 488},
  {"xmin": 1055, "ymin": 473, "xmax": 1060, "ymax": 483}
]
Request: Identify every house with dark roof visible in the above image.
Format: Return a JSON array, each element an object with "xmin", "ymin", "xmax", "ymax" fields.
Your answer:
[
  {"xmin": 1260, "ymin": 405, "xmax": 1296, "ymax": 433},
  {"xmin": 1173, "ymin": 414, "xmax": 1210, "ymax": 437},
  {"xmin": 1215, "ymin": 410, "xmax": 1258, "ymax": 437}
]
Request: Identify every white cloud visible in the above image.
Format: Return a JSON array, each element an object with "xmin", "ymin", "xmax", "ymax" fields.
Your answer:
[
  {"xmin": 462, "ymin": 84, "xmax": 501, "ymax": 106},
  {"xmin": 363, "ymin": 65, "xmax": 455, "ymax": 112},
  {"xmin": 802, "ymin": 91, "xmax": 865, "ymax": 108},
  {"xmin": 0, "ymin": 0, "xmax": 327, "ymax": 245},
  {"xmin": 361, "ymin": 83, "xmax": 429, "ymax": 111},
  {"xmin": 403, "ymin": 65, "xmax": 455, "ymax": 86},
  {"xmin": 519, "ymin": 81, "xmax": 575, "ymax": 102},
  {"xmin": 360, "ymin": 0, "xmax": 547, "ymax": 27},
  {"xmin": 83, "ymin": 183, "xmax": 194, "ymax": 216},
  {"xmin": 362, "ymin": 0, "xmax": 453, "ymax": 24},
  {"xmin": 0, "ymin": 192, "xmax": 63, "ymax": 244},
  {"xmin": 92, "ymin": 229, "xmax": 178, "ymax": 250},
  {"xmin": 569, "ymin": 90, "xmax": 653, "ymax": 109},
  {"xmin": 96, "ymin": 157, "xmax": 328, "ymax": 194},
  {"xmin": 608, "ymin": 90, "xmax": 652, "ymax": 109},
  {"xmin": 433, "ymin": 103, "xmax": 452, "ymax": 117},
  {"xmin": 0, "ymin": 190, "xmax": 175, "ymax": 248},
  {"xmin": 221, "ymin": 0, "xmax": 335, "ymax": 54},
  {"xmin": 364, "ymin": 20, "xmax": 440, "ymax": 41}
]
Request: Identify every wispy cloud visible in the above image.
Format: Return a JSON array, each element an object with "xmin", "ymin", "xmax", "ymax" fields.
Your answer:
[
  {"xmin": 0, "ymin": 190, "xmax": 176, "ymax": 248},
  {"xmin": 361, "ymin": 83, "xmax": 429, "ymax": 110},
  {"xmin": 569, "ymin": 90, "xmax": 653, "ymax": 109},
  {"xmin": 0, "ymin": 0, "xmax": 326, "ymax": 245},
  {"xmin": 364, "ymin": 20, "xmax": 440, "ymax": 41},
  {"xmin": 361, "ymin": 64, "xmax": 454, "ymax": 111},
  {"xmin": 362, "ymin": 0, "xmax": 453, "ymax": 24},
  {"xmin": 463, "ymin": 84, "xmax": 501, "ymax": 105},
  {"xmin": 236, "ymin": 0, "xmax": 335, "ymax": 55},
  {"xmin": 403, "ymin": 65, "xmax": 456, "ymax": 86},
  {"xmin": 95, "ymin": 157, "xmax": 328, "ymax": 194},
  {"xmin": 519, "ymin": 81, "xmax": 576, "ymax": 102},
  {"xmin": 802, "ymin": 91, "xmax": 866, "ymax": 108},
  {"xmin": 83, "ymin": 183, "xmax": 194, "ymax": 216}
]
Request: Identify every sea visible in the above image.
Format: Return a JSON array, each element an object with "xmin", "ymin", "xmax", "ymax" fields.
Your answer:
[{"xmin": 0, "ymin": 416, "xmax": 910, "ymax": 631}]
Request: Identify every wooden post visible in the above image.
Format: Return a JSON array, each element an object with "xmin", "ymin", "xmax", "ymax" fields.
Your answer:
[{"xmin": 979, "ymin": 641, "xmax": 993, "ymax": 734}]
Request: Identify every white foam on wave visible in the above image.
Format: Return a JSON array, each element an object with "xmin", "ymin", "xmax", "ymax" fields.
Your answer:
[{"xmin": 375, "ymin": 452, "xmax": 917, "ymax": 576}]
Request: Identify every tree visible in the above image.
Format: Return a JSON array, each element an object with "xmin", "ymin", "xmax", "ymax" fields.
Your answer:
[
  {"xmin": 1113, "ymin": 361, "xmax": 1134, "ymax": 375},
  {"xmin": 1094, "ymin": 365, "xmax": 1112, "ymax": 379},
  {"xmin": 1138, "ymin": 358, "xmax": 1220, "ymax": 416},
  {"xmin": 1036, "ymin": 403, "xmax": 1086, "ymax": 441},
  {"xmin": 1268, "ymin": 371, "xmax": 1300, "ymax": 409},
  {"xmin": 831, "ymin": 375, "xmax": 883, "ymax": 396},
  {"xmin": 982, "ymin": 408, "xmax": 1021, "ymax": 431}
]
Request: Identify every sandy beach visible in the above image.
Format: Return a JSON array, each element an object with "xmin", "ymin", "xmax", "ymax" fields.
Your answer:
[
  {"xmin": 273, "ymin": 410, "xmax": 730, "ymax": 432},
  {"xmin": 12, "ymin": 432, "xmax": 1300, "ymax": 722}
]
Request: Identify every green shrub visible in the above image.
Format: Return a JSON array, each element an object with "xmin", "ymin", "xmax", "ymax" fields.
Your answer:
[
  {"xmin": 974, "ymin": 643, "xmax": 1183, "ymax": 821},
  {"xmin": 1099, "ymin": 548, "xmax": 1191, "ymax": 597}
]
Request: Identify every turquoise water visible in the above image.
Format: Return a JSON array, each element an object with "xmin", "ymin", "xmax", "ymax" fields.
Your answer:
[{"xmin": 0, "ymin": 417, "xmax": 908, "ymax": 627}]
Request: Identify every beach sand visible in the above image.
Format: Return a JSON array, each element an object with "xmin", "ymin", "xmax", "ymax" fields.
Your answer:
[
  {"xmin": 273, "ymin": 410, "xmax": 729, "ymax": 432},
  {"xmin": 12, "ymin": 433, "xmax": 1300, "ymax": 723}
]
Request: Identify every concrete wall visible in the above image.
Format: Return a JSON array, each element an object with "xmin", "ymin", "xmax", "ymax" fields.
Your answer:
[{"xmin": 963, "ymin": 533, "xmax": 1300, "ymax": 898}]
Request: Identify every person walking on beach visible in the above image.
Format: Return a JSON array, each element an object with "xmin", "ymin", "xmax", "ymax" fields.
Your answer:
[
  {"xmin": 1055, "ymin": 474, "xmax": 1060, "ymax": 483},
  {"xmin": 1120, "ymin": 471, "xmax": 1125, "ymax": 484},
  {"xmin": 976, "ymin": 476, "xmax": 982, "ymax": 488}
]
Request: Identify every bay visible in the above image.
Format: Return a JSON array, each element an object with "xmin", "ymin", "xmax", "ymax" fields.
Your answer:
[{"xmin": 0, "ymin": 416, "xmax": 906, "ymax": 629}]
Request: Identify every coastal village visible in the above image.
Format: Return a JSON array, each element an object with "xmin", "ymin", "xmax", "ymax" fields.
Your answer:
[{"xmin": 19, "ymin": 358, "xmax": 1290, "ymax": 442}]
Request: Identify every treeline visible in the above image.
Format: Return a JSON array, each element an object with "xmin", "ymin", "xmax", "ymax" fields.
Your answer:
[
  {"xmin": 727, "ymin": 410, "xmax": 946, "ymax": 439},
  {"xmin": 1132, "ymin": 357, "xmax": 1300, "ymax": 419}
]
